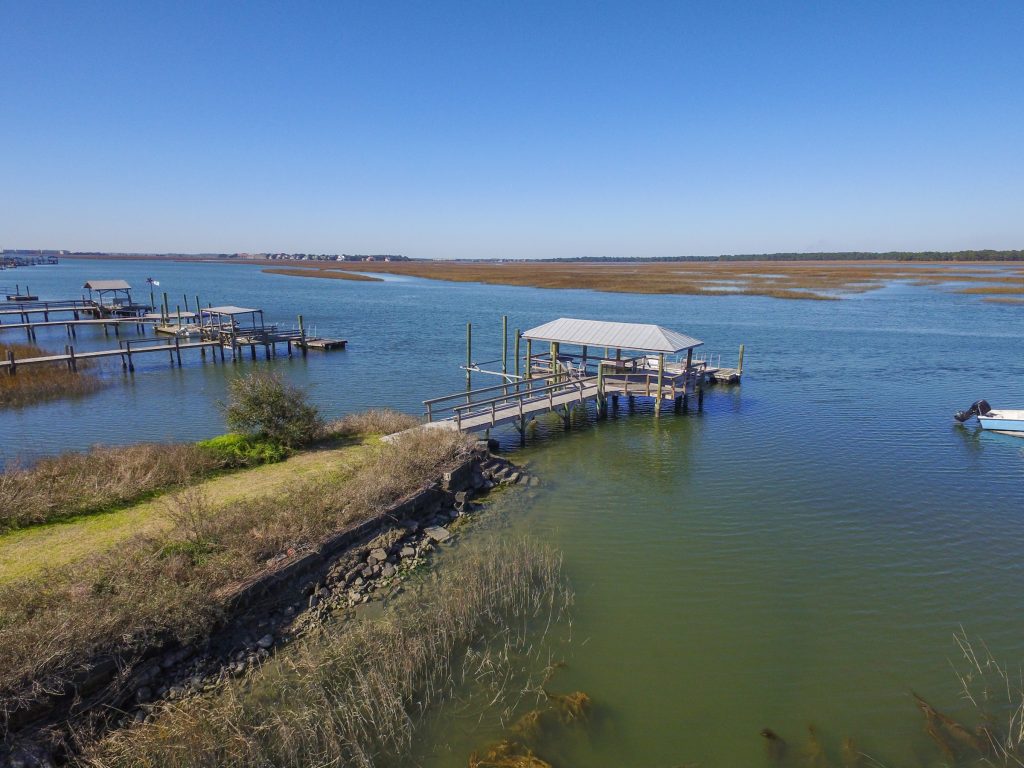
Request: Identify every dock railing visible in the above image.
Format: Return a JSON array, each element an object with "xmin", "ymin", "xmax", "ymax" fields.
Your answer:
[{"xmin": 425, "ymin": 374, "xmax": 600, "ymax": 428}]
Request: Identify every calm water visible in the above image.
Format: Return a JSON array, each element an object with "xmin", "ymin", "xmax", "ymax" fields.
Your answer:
[{"xmin": 3, "ymin": 260, "xmax": 1024, "ymax": 765}]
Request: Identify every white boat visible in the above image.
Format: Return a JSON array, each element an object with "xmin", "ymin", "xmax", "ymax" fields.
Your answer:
[{"xmin": 978, "ymin": 410, "xmax": 1024, "ymax": 434}]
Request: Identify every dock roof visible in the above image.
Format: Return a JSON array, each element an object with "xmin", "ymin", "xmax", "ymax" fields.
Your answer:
[
  {"xmin": 83, "ymin": 280, "xmax": 131, "ymax": 290},
  {"xmin": 203, "ymin": 305, "xmax": 259, "ymax": 315},
  {"xmin": 523, "ymin": 317, "xmax": 703, "ymax": 354}
]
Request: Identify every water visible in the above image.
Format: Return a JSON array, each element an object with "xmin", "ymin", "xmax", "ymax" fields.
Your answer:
[{"xmin": 3, "ymin": 260, "xmax": 1024, "ymax": 765}]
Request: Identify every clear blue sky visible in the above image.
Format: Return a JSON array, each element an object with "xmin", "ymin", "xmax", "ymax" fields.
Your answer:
[{"xmin": 2, "ymin": 1, "xmax": 1022, "ymax": 258}]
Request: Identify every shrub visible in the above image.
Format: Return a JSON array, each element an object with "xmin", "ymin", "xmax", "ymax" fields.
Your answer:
[
  {"xmin": 196, "ymin": 433, "xmax": 289, "ymax": 467},
  {"xmin": 224, "ymin": 372, "xmax": 322, "ymax": 449}
]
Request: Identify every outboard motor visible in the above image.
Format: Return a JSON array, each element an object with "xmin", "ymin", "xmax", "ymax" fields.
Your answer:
[{"xmin": 954, "ymin": 399, "xmax": 992, "ymax": 422}]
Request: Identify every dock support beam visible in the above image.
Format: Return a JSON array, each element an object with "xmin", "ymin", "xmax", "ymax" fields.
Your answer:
[
  {"xmin": 502, "ymin": 315, "xmax": 508, "ymax": 376},
  {"xmin": 654, "ymin": 353, "xmax": 665, "ymax": 416},
  {"xmin": 298, "ymin": 314, "xmax": 307, "ymax": 357},
  {"xmin": 737, "ymin": 344, "xmax": 745, "ymax": 376},
  {"xmin": 525, "ymin": 338, "xmax": 532, "ymax": 380},
  {"xmin": 466, "ymin": 322, "xmax": 472, "ymax": 391}
]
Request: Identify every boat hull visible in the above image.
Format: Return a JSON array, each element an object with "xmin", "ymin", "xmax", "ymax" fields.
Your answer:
[{"xmin": 978, "ymin": 410, "xmax": 1024, "ymax": 433}]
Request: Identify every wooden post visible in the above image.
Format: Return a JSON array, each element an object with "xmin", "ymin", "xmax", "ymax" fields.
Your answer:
[
  {"xmin": 655, "ymin": 353, "xmax": 665, "ymax": 415},
  {"xmin": 298, "ymin": 314, "xmax": 307, "ymax": 357},
  {"xmin": 466, "ymin": 322, "xmax": 472, "ymax": 391},
  {"xmin": 162, "ymin": 292, "xmax": 169, "ymax": 324},
  {"xmin": 7, "ymin": 350, "xmax": 15, "ymax": 375},
  {"xmin": 526, "ymin": 338, "xmax": 532, "ymax": 380},
  {"xmin": 68, "ymin": 345, "xmax": 77, "ymax": 372},
  {"xmin": 174, "ymin": 335, "xmax": 182, "ymax": 366},
  {"xmin": 550, "ymin": 342, "xmax": 559, "ymax": 384},
  {"xmin": 184, "ymin": 295, "xmax": 190, "ymax": 314},
  {"xmin": 597, "ymin": 360, "xmax": 606, "ymax": 417},
  {"xmin": 514, "ymin": 329, "xmax": 521, "ymax": 379},
  {"xmin": 126, "ymin": 341, "xmax": 134, "ymax": 372},
  {"xmin": 150, "ymin": 287, "xmax": 155, "ymax": 310},
  {"xmin": 502, "ymin": 315, "xmax": 508, "ymax": 375},
  {"xmin": 737, "ymin": 343, "xmax": 745, "ymax": 376}
]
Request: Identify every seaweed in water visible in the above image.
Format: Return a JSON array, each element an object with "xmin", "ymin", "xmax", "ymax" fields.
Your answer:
[
  {"xmin": 839, "ymin": 736, "xmax": 863, "ymax": 768},
  {"xmin": 468, "ymin": 740, "xmax": 553, "ymax": 768},
  {"xmin": 760, "ymin": 728, "xmax": 786, "ymax": 762},
  {"xmin": 543, "ymin": 689, "xmax": 591, "ymax": 723},
  {"xmin": 803, "ymin": 724, "xmax": 832, "ymax": 768},
  {"xmin": 510, "ymin": 709, "xmax": 546, "ymax": 741},
  {"xmin": 913, "ymin": 691, "xmax": 986, "ymax": 758}
]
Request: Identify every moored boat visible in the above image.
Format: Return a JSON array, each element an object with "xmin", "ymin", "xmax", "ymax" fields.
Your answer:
[
  {"xmin": 954, "ymin": 400, "xmax": 1024, "ymax": 434},
  {"xmin": 978, "ymin": 410, "xmax": 1024, "ymax": 433}
]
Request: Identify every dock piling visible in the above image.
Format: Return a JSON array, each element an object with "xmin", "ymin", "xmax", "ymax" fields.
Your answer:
[{"xmin": 466, "ymin": 322, "xmax": 472, "ymax": 391}]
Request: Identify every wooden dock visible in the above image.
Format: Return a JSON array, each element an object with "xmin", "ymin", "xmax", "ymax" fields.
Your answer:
[{"xmin": 423, "ymin": 317, "xmax": 744, "ymax": 434}]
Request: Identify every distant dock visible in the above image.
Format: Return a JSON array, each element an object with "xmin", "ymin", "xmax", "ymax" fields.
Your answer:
[{"xmin": 1, "ymin": 280, "xmax": 346, "ymax": 378}]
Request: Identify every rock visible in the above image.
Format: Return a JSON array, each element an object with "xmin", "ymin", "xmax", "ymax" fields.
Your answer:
[
  {"xmin": 168, "ymin": 685, "xmax": 184, "ymax": 700},
  {"xmin": 528, "ymin": 476, "xmax": 540, "ymax": 487},
  {"xmin": 361, "ymin": 566, "xmax": 374, "ymax": 578},
  {"xmin": 368, "ymin": 548, "xmax": 388, "ymax": 564},
  {"xmin": 503, "ymin": 471, "xmax": 521, "ymax": 485},
  {"xmin": 400, "ymin": 546, "xmax": 416, "ymax": 558},
  {"xmin": 354, "ymin": 576, "xmax": 365, "ymax": 587},
  {"xmin": 454, "ymin": 491, "xmax": 469, "ymax": 505},
  {"xmin": 424, "ymin": 525, "xmax": 451, "ymax": 543},
  {"xmin": 134, "ymin": 710, "xmax": 146, "ymax": 724},
  {"xmin": 381, "ymin": 564, "xmax": 396, "ymax": 578},
  {"xmin": 136, "ymin": 686, "xmax": 152, "ymax": 703},
  {"xmin": 371, "ymin": 564, "xmax": 382, "ymax": 576},
  {"xmin": 257, "ymin": 634, "xmax": 274, "ymax": 649}
]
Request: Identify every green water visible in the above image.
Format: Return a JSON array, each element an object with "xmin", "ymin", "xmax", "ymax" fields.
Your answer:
[{"xmin": 3, "ymin": 261, "xmax": 1023, "ymax": 765}]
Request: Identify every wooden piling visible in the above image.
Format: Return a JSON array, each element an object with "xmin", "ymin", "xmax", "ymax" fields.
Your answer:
[
  {"xmin": 466, "ymin": 322, "xmax": 472, "ymax": 391},
  {"xmin": 502, "ymin": 315, "xmax": 508, "ymax": 375},
  {"xmin": 526, "ymin": 338, "xmax": 532, "ymax": 380},
  {"xmin": 737, "ymin": 344, "xmax": 745, "ymax": 376},
  {"xmin": 174, "ymin": 336, "xmax": 182, "ymax": 367},
  {"xmin": 514, "ymin": 329, "xmax": 521, "ymax": 379},
  {"xmin": 6, "ymin": 350, "xmax": 15, "ymax": 376},
  {"xmin": 298, "ymin": 314, "xmax": 307, "ymax": 357}
]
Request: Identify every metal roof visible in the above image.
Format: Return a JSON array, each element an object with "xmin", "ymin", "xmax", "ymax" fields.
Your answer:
[
  {"xmin": 83, "ymin": 280, "xmax": 131, "ymax": 290},
  {"xmin": 203, "ymin": 305, "xmax": 259, "ymax": 315},
  {"xmin": 523, "ymin": 317, "xmax": 703, "ymax": 353},
  {"xmin": 142, "ymin": 311, "xmax": 197, "ymax": 320}
]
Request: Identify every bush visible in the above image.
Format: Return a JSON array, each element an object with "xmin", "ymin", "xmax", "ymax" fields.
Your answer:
[
  {"xmin": 196, "ymin": 433, "xmax": 290, "ymax": 468},
  {"xmin": 224, "ymin": 372, "xmax": 322, "ymax": 449}
]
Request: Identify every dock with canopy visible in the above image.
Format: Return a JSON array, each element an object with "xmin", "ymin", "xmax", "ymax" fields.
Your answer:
[{"xmin": 424, "ymin": 317, "xmax": 742, "ymax": 434}]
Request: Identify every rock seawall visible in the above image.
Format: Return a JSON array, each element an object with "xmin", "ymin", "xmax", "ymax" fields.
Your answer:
[{"xmin": 2, "ymin": 445, "xmax": 533, "ymax": 767}]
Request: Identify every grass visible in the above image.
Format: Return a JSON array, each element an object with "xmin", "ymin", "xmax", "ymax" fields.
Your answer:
[
  {"xmin": 262, "ymin": 267, "xmax": 384, "ymax": 282},
  {"xmin": 0, "ymin": 342, "xmax": 105, "ymax": 408},
  {"xmin": 0, "ymin": 427, "xmax": 473, "ymax": 714},
  {"xmin": 0, "ymin": 443, "xmax": 220, "ymax": 532},
  {"xmin": 80, "ymin": 537, "xmax": 570, "ymax": 768},
  {"xmin": 0, "ymin": 440, "xmax": 370, "ymax": 584},
  {"xmin": 262, "ymin": 260, "xmax": 1024, "ymax": 301}
]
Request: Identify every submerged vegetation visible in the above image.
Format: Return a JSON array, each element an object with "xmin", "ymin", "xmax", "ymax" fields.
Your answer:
[
  {"xmin": 261, "ymin": 259, "xmax": 1024, "ymax": 301},
  {"xmin": 81, "ymin": 538, "xmax": 571, "ymax": 768},
  {"xmin": 0, "ymin": 342, "xmax": 105, "ymax": 408}
]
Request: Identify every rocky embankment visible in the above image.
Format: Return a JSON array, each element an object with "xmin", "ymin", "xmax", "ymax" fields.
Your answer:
[{"xmin": 2, "ymin": 444, "xmax": 536, "ymax": 768}]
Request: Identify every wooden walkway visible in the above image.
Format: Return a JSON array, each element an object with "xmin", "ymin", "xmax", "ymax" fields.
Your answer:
[{"xmin": 1, "ymin": 338, "xmax": 223, "ymax": 373}]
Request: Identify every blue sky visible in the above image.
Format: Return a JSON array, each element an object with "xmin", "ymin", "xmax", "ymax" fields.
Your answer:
[{"xmin": 2, "ymin": 1, "xmax": 1022, "ymax": 258}]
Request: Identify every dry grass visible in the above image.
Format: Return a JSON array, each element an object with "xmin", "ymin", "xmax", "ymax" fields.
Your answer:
[
  {"xmin": 262, "ymin": 259, "xmax": 1024, "ymax": 301},
  {"xmin": 0, "ymin": 342, "xmax": 104, "ymax": 408},
  {"xmin": 0, "ymin": 429, "xmax": 473, "ymax": 711},
  {"xmin": 81, "ymin": 537, "xmax": 570, "ymax": 768},
  {"xmin": 0, "ymin": 444, "xmax": 220, "ymax": 532},
  {"xmin": 262, "ymin": 267, "xmax": 383, "ymax": 282},
  {"xmin": 324, "ymin": 408, "xmax": 422, "ymax": 439}
]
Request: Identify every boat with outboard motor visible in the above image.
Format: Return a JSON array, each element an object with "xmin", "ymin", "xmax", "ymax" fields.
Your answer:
[{"xmin": 954, "ymin": 400, "xmax": 1024, "ymax": 434}]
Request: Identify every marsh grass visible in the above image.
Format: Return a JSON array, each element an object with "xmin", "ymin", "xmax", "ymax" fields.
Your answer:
[
  {"xmin": 0, "ymin": 443, "xmax": 220, "ymax": 531},
  {"xmin": 0, "ymin": 342, "xmax": 104, "ymax": 408},
  {"xmin": 262, "ymin": 260, "xmax": 1024, "ymax": 301},
  {"xmin": 0, "ymin": 429, "xmax": 473, "ymax": 713},
  {"xmin": 324, "ymin": 408, "xmax": 422, "ymax": 438},
  {"xmin": 81, "ymin": 538, "xmax": 571, "ymax": 768}
]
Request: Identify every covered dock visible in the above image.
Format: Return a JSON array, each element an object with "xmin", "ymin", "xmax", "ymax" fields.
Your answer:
[{"xmin": 425, "ymin": 317, "xmax": 742, "ymax": 433}]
